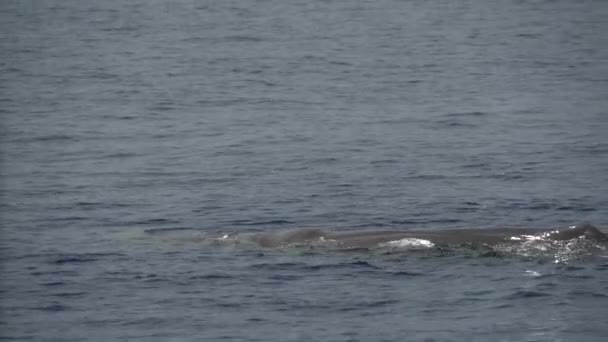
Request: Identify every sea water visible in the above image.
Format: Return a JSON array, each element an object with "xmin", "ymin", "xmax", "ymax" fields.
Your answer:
[{"xmin": 1, "ymin": 0, "xmax": 607, "ymax": 341}]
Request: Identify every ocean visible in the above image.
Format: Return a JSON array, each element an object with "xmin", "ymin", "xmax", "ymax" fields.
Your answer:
[{"xmin": 1, "ymin": 0, "xmax": 607, "ymax": 341}]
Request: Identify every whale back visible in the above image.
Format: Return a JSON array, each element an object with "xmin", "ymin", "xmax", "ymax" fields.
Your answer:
[
  {"xmin": 549, "ymin": 223, "xmax": 607, "ymax": 241},
  {"xmin": 251, "ymin": 228, "xmax": 326, "ymax": 248}
]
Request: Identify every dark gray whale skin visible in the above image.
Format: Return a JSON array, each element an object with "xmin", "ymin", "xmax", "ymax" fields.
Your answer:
[{"xmin": 249, "ymin": 223, "xmax": 607, "ymax": 249}]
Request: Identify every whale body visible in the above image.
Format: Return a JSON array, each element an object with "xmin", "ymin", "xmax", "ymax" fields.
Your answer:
[
  {"xmin": 142, "ymin": 223, "xmax": 607, "ymax": 262},
  {"xmin": 245, "ymin": 223, "xmax": 607, "ymax": 249}
]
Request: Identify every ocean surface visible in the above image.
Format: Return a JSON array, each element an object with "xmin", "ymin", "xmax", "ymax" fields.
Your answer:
[{"xmin": 1, "ymin": 0, "xmax": 608, "ymax": 341}]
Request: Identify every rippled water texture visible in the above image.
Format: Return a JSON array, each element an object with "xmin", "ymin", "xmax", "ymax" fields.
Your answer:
[{"xmin": 1, "ymin": 0, "xmax": 608, "ymax": 341}]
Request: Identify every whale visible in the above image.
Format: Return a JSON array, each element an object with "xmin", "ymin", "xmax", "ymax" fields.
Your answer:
[
  {"xmin": 245, "ymin": 223, "xmax": 608, "ymax": 249},
  {"xmin": 142, "ymin": 223, "xmax": 607, "ymax": 260}
]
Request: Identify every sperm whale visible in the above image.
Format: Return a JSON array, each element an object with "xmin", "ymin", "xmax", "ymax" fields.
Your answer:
[{"xmin": 246, "ymin": 223, "xmax": 607, "ymax": 249}]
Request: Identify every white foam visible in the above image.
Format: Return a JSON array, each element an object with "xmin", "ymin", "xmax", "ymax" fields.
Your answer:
[
  {"xmin": 511, "ymin": 234, "xmax": 543, "ymax": 241},
  {"xmin": 525, "ymin": 270, "xmax": 542, "ymax": 277},
  {"xmin": 379, "ymin": 238, "xmax": 435, "ymax": 249}
]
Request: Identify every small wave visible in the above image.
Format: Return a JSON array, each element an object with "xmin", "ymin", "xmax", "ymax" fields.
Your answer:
[
  {"xmin": 391, "ymin": 270, "xmax": 425, "ymax": 277},
  {"xmin": 143, "ymin": 227, "xmax": 198, "ymax": 235},
  {"xmin": 506, "ymin": 290, "xmax": 551, "ymax": 299},
  {"xmin": 249, "ymin": 262, "xmax": 306, "ymax": 271},
  {"xmin": 133, "ymin": 218, "xmax": 182, "ymax": 226},
  {"xmin": 0, "ymin": 335, "xmax": 36, "ymax": 341},
  {"xmin": 50, "ymin": 252, "xmax": 124, "ymax": 265},
  {"xmin": 308, "ymin": 260, "xmax": 378, "ymax": 271},
  {"xmin": 268, "ymin": 274, "xmax": 302, "ymax": 281},
  {"xmin": 85, "ymin": 71, "xmax": 119, "ymax": 80},
  {"xmin": 131, "ymin": 274, "xmax": 172, "ymax": 284},
  {"xmin": 117, "ymin": 317, "xmax": 165, "ymax": 327},
  {"xmin": 50, "ymin": 292, "xmax": 87, "ymax": 298},
  {"xmin": 32, "ymin": 304, "xmax": 68, "ymax": 312},
  {"xmin": 30, "ymin": 270, "xmax": 78, "ymax": 277},
  {"xmin": 443, "ymin": 111, "xmax": 487, "ymax": 117},
  {"xmin": 562, "ymin": 273, "xmax": 594, "ymax": 280},
  {"xmin": 31, "ymin": 134, "xmax": 77, "ymax": 142},
  {"xmin": 459, "ymin": 292, "xmax": 495, "ymax": 302},
  {"xmin": 103, "ymin": 152, "xmax": 138, "ymax": 159},
  {"xmin": 556, "ymin": 206, "xmax": 596, "ymax": 212},
  {"xmin": 249, "ymin": 260, "xmax": 378, "ymax": 272},
  {"xmin": 242, "ymin": 78, "xmax": 277, "ymax": 87},
  {"xmin": 52, "ymin": 256, "xmax": 97, "ymax": 264},
  {"xmin": 188, "ymin": 274, "xmax": 233, "ymax": 280},
  {"xmin": 567, "ymin": 290, "xmax": 607, "ymax": 298},
  {"xmin": 100, "ymin": 25, "xmax": 141, "ymax": 33},
  {"xmin": 339, "ymin": 299, "xmax": 399, "ymax": 311},
  {"xmin": 148, "ymin": 104, "xmax": 178, "ymax": 112},
  {"xmin": 40, "ymin": 281, "xmax": 66, "ymax": 287},
  {"xmin": 435, "ymin": 120, "xmax": 478, "ymax": 128},
  {"xmin": 223, "ymin": 35, "xmax": 264, "ymax": 42},
  {"xmin": 46, "ymin": 215, "xmax": 89, "ymax": 223},
  {"xmin": 389, "ymin": 218, "xmax": 461, "ymax": 225},
  {"xmin": 75, "ymin": 201, "xmax": 101, "ymax": 207},
  {"xmin": 247, "ymin": 317, "xmax": 265, "ymax": 322},
  {"xmin": 328, "ymin": 60, "xmax": 353, "ymax": 66},
  {"xmin": 230, "ymin": 219, "xmax": 295, "ymax": 226},
  {"xmin": 498, "ymin": 199, "xmax": 597, "ymax": 212},
  {"xmin": 515, "ymin": 33, "xmax": 542, "ymax": 39},
  {"xmin": 594, "ymin": 263, "xmax": 608, "ymax": 270}
]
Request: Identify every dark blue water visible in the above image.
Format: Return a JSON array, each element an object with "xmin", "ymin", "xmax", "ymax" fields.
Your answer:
[{"xmin": 2, "ymin": 0, "xmax": 608, "ymax": 341}]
